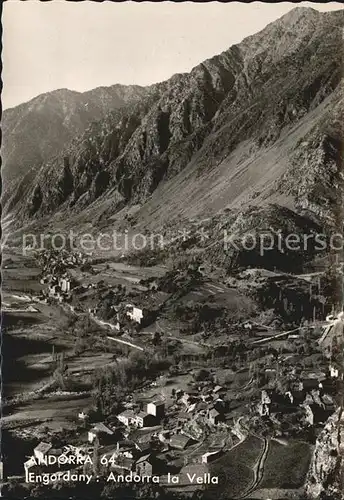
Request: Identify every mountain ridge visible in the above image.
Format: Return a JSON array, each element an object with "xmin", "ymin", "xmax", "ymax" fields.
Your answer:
[
  {"xmin": 1, "ymin": 83, "xmax": 154, "ymax": 187},
  {"xmin": 3, "ymin": 7, "xmax": 343, "ymax": 237}
]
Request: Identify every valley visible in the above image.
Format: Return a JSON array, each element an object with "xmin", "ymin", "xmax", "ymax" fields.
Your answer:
[
  {"xmin": 2, "ymin": 236, "xmax": 343, "ymax": 498},
  {"xmin": 1, "ymin": 5, "xmax": 344, "ymax": 499}
]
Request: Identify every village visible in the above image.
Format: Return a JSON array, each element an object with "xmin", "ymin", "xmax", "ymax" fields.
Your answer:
[
  {"xmin": 1, "ymin": 245, "xmax": 341, "ymax": 499},
  {"xmin": 21, "ymin": 359, "xmax": 341, "ymax": 495}
]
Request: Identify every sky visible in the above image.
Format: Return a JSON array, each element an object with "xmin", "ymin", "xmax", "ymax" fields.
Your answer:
[{"xmin": 2, "ymin": 1, "xmax": 343, "ymax": 110}]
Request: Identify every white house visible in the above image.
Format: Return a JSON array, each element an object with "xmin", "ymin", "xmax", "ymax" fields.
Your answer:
[
  {"xmin": 88, "ymin": 423, "xmax": 114, "ymax": 443},
  {"xmin": 48, "ymin": 285, "xmax": 60, "ymax": 296},
  {"xmin": 60, "ymin": 277, "xmax": 71, "ymax": 293},
  {"xmin": 147, "ymin": 401, "xmax": 165, "ymax": 419},
  {"xmin": 78, "ymin": 409, "xmax": 90, "ymax": 421},
  {"xmin": 126, "ymin": 304, "xmax": 144, "ymax": 324},
  {"xmin": 202, "ymin": 450, "xmax": 222, "ymax": 464},
  {"xmin": 134, "ymin": 412, "xmax": 155, "ymax": 428},
  {"xmin": 158, "ymin": 430, "xmax": 170, "ymax": 443},
  {"xmin": 24, "ymin": 457, "xmax": 37, "ymax": 473},
  {"xmin": 88, "ymin": 430, "xmax": 97, "ymax": 444},
  {"xmin": 135, "ymin": 412, "xmax": 148, "ymax": 428},
  {"xmin": 243, "ymin": 321, "xmax": 253, "ymax": 330},
  {"xmin": 285, "ymin": 391, "xmax": 294, "ymax": 404},
  {"xmin": 34, "ymin": 442, "xmax": 52, "ymax": 462},
  {"xmin": 330, "ymin": 364, "xmax": 339, "ymax": 378},
  {"xmin": 117, "ymin": 410, "xmax": 135, "ymax": 427},
  {"xmin": 259, "ymin": 390, "xmax": 272, "ymax": 416}
]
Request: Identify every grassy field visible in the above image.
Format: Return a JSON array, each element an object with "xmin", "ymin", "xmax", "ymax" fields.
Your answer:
[
  {"xmin": 2, "ymin": 394, "xmax": 92, "ymax": 427},
  {"xmin": 70, "ymin": 260, "xmax": 166, "ymax": 291},
  {"xmin": 3, "ymin": 289, "xmax": 117, "ymax": 434},
  {"xmin": 160, "ymin": 464, "xmax": 210, "ymax": 492},
  {"xmin": 205, "ymin": 435, "xmax": 263, "ymax": 499},
  {"xmin": 260, "ymin": 439, "xmax": 312, "ymax": 489},
  {"xmin": 3, "ymin": 253, "xmax": 43, "ymax": 294}
]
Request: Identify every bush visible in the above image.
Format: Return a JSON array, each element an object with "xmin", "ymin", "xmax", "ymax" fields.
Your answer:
[{"xmin": 193, "ymin": 368, "xmax": 211, "ymax": 381}]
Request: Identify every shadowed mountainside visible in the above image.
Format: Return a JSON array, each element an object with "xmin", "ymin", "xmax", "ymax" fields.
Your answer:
[
  {"xmin": 2, "ymin": 84, "xmax": 153, "ymax": 206},
  {"xmin": 3, "ymin": 8, "xmax": 344, "ymax": 238}
]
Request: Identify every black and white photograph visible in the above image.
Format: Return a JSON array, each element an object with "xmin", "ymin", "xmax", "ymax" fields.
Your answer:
[{"xmin": 1, "ymin": 1, "xmax": 344, "ymax": 499}]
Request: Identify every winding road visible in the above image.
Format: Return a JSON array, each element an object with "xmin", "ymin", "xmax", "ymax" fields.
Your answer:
[
  {"xmin": 106, "ymin": 335, "xmax": 144, "ymax": 351},
  {"xmin": 90, "ymin": 313, "xmax": 144, "ymax": 351},
  {"xmin": 239, "ymin": 437, "xmax": 269, "ymax": 499},
  {"xmin": 251, "ymin": 327, "xmax": 300, "ymax": 345}
]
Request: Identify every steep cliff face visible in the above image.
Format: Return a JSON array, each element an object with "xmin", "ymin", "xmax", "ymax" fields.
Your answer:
[
  {"xmin": 305, "ymin": 407, "xmax": 344, "ymax": 499},
  {"xmin": 275, "ymin": 83, "xmax": 343, "ymax": 222},
  {"xmin": 2, "ymin": 84, "xmax": 150, "ymax": 186},
  {"xmin": 4, "ymin": 8, "xmax": 344, "ymax": 232},
  {"xmin": 12, "ymin": 48, "xmax": 241, "ymax": 219}
]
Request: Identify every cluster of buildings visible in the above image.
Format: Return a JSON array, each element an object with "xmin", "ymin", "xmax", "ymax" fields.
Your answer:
[
  {"xmin": 172, "ymin": 383, "xmax": 228, "ymax": 428},
  {"xmin": 24, "ymin": 442, "xmax": 74, "ymax": 475},
  {"xmin": 40, "ymin": 274, "xmax": 74, "ymax": 303},
  {"xmin": 117, "ymin": 398, "xmax": 165, "ymax": 429},
  {"xmin": 39, "ymin": 249, "xmax": 87, "ymax": 272},
  {"xmin": 37, "ymin": 250, "xmax": 85, "ymax": 303},
  {"xmin": 66, "ymin": 387, "xmax": 229, "ymax": 476},
  {"xmin": 37, "ymin": 248, "xmax": 171, "ymax": 336},
  {"xmin": 23, "ymin": 388, "xmax": 225, "ymax": 481},
  {"xmin": 257, "ymin": 367, "xmax": 337, "ymax": 432}
]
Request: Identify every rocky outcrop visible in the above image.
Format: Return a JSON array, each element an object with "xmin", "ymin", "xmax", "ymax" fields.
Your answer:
[
  {"xmin": 305, "ymin": 407, "xmax": 344, "ymax": 499},
  {"xmin": 275, "ymin": 84, "xmax": 343, "ymax": 224},
  {"xmin": 2, "ymin": 84, "xmax": 151, "ymax": 186},
  {"xmin": 13, "ymin": 49, "xmax": 241, "ymax": 218}
]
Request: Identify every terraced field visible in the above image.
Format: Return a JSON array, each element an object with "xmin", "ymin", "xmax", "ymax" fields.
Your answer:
[
  {"xmin": 259, "ymin": 440, "xmax": 312, "ymax": 489},
  {"xmin": 206, "ymin": 435, "xmax": 263, "ymax": 499}
]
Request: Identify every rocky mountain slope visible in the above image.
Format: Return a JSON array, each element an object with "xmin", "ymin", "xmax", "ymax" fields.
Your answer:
[
  {"xmin": 4, "ymin": 8, "xmax": 344, "ymax": 236},
  {"xmin": 305, "ymin": 407, "xmax": 344, "ymax": 499},
  {"xmin": 1, "ymin": 84, "xmax": 151, "ymax": 202}
]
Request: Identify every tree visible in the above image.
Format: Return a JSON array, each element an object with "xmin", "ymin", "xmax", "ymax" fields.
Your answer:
[
  {"xmin": 74, "ymin": 336, "xmax": 87, "ymax": 355},
  {"xmin": 52, "ymin": 352, "xmax": 68, "ymax": 389},
  {"xmin": 93, "ymin": 436, "xmax": 100, "ymax": 476},
  {"xmin": 193, "ymin": 368, "xmax": 211, "ymax": 382}
]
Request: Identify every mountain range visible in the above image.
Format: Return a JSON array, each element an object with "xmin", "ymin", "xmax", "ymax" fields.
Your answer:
[
  {"xmin": 2, "ymin": 7, "xmax": 343, "ymax": 240},
  {"xmin": 2, "ymin": 8, "xmax": 343, "ymax": 498}
]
